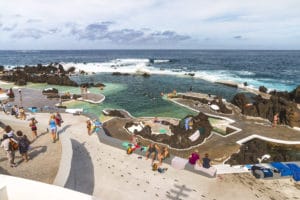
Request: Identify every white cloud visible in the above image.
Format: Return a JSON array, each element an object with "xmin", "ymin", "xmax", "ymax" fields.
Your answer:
[{"xmin": 0, "ymin": 0, "xmax": 300, "ymax": 49}]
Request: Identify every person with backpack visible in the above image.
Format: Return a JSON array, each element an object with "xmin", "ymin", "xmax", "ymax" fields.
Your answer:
[
  {"xmin": 16, "ymin": 131, "xmax": 30, "ymax": 162},
  {"xmin": 1, "ymin": 134, "xmax": 18, "ymax": 167}
]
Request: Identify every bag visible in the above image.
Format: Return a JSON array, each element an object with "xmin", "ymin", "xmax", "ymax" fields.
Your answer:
[
  {"xmin": 19, "ymin": 137, "xmax": 30, "ymax": 150},
  {"xmin": 127, "ymin": 147, "xmax": 133, "ymax": 154},
  {"xmin": 152, "ymin": 163, "xmax": 158, "ymax": 171},
  {"xmin": 9, "ymin": 139, "xmax": 19, "ymax": 151}
]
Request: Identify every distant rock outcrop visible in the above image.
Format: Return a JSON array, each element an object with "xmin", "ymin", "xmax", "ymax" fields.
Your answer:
[
  {"xmin": 259, "ymin": 86, "xmax": 268, "ymax": 93},
  {"xmin": 0, "ymin": 64, "xmax": 78, "ymax": 86}
]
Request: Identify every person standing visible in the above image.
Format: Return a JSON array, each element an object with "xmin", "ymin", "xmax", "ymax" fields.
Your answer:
[
  {"xmin": 1, "ymin": 134, "xmax": 18, "ymax": 167},
  {"xmin": 55, "ymin": 112, "xmax": 63, "ymax": 127},
  {"xmin": 29, "ymin": 118, "xmax": 38, "ymax": 138},
  {"xmin": 86, "ymin": 120, "xmax": 92, "ymax": 135},
  {"xmin": 16, "ymin": 130, "xmax": 30, "ymax": 162},
  {"xmin": 273, "ymin": 113, "xmax": 279, "ymax": 127},
  {"xmin": 55, "ymin": 112, "xmax": 63, "ymax": 140},
  {"xmin": 19, "ymin": 107, "xmax": 26, "ymax": 120},
  {"xmin": 49, "ymin": 114, "xmax": 57, "ymax": 143}
]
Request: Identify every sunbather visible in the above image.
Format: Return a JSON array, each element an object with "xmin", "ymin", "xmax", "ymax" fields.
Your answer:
[
  {"xmin": 145, "ymin": 143, "xmax": 160, "ymax": 164},
  {"xmin": 201, "ymin": 153, "xmax": 212, "ymax": 168},
  {"xmin": 189, "ymin": 150, "xmax": 200, "ymax": 165},
  {"xmin": 157, "ymin": 147, "xmax": 169, "ymax": 166}
]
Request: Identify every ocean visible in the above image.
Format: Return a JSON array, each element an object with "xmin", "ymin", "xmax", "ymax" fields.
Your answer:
[{"xmin": 0, "ymin": 50, "xmax": 299, "ymax": 118}]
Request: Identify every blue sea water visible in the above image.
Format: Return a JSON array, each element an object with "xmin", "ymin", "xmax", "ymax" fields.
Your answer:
[{"xmin": 0, "ymin": 50, "xmax": 299, "ymax": 118}]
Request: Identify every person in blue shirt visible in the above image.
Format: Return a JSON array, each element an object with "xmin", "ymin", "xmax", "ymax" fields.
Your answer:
[{"xmin": 202, "ymin": 153, "xmax": 211, "ymax": 169}]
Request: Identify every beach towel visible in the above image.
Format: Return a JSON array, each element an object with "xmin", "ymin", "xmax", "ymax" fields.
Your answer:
[
  {"xmin": 171, "ymin": 157, "xmax": 188, "ymax": 170},
  {"xmin": 189, "ymin": 130, "xmax": 200, "ymax": 142},
  {"xmin": 270, "ymin": 162, "xmax": 293, "ymax": 177},
  {"xmin": 194, "ymin": 164, "xmax": 217, "ymax": 177},
  {"xmin": 286, "ymin": 163, "xmax": 300, "ymax": 181},
  {"xmin": 122, "ymin": 142, "xmax": 147, "ymax": 152},
  {"xmin": 159, "ymin": 128, "xmax": 167, "ymax": 134}
]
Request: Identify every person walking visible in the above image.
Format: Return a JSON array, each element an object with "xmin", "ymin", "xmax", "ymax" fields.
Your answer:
[
  {"xmin": 16, "ymin": 130, "xmax": 30, "ymax": 162},
  {"xmin": 55, "ymin": 112, "xmax": 63, "ymax": 140},
  {"xmin": 49, "ymin": 114, "xmax": 57, "ymax": 143},
  {"xmin": 29, "ymin": 118, "xmax": 38, "ymax": 138},
  {"xmin": 1, "ymin": 134, "xmax": 18, "ymax": 167}
]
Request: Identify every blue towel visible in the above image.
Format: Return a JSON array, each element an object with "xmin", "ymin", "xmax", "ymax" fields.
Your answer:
[
  {"xmin": 286, "ymin": 163, "xmax": 300, "ymax": 181},
  {"xmin": 270, "ymin": 162, "xmax": 293, "ymax": 177}
]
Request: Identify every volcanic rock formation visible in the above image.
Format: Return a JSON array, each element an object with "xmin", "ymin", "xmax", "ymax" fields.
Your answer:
[{"xmin": 232, "ymin": 86, "xmax": 300, "ymax": 127}]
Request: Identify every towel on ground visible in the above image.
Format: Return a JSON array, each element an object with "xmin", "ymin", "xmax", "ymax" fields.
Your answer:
[{"xmin": 171, "ymin": 156, "xmax": 188, "ymax": 170}]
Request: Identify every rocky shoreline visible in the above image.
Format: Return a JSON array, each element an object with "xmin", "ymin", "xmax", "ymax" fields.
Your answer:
[
  {"xmin": 0, "ymin": 63, "xmax": 105, "ymax": 87},
  {"xmin": 232, "ymin": 85, "xmax": 300, "ymax": 127}
]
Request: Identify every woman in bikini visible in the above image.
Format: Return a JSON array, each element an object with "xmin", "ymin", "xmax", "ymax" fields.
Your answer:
[
  {"xmin": 29, "ymin": 118, "xmax": 38, "ymax": 138},
  {"xmin": 157, "ymin": 146, "xmax": 169, "ymax": 166}
]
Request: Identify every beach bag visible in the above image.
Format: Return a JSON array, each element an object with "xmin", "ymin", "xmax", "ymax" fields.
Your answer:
[
  {"xmin": 9, "ymin": 139, "xmax": 19, "ymax": 151},
  {"xmin": 152, "ymin": 163, "xmax": 158, "ymax": 171},
  {"xmin": 19, "ymin": 137, "xmax": 30, "ymax": 150},
  {"xmin": 127, "ymin": 147, "xmax": 133, "ymax": 154}
]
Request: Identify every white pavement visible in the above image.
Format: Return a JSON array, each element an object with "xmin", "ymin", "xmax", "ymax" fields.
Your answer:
[{"xmin": 54, "ymin": 113, "xmax": 299, "ymax": 200}]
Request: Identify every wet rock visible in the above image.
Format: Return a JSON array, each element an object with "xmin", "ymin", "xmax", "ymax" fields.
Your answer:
[
  {"xmin": 42, "ymin": 88, "xmax": 58, "ymax": 94},
  {"xmin": 259, "ymin": 86, "xmax": 268, "ymax": 93},
  {"xmin": 94, "ymin": 82, "xmax": 106, "ymax": 87},
  {"xmin": 112, "ymin": 72, "xmax": 130, "ymax": 76},
  {"xmin": 291, "ymin": 85, "xmax": 300, "ymax": 103},
  {"xmin": 104, "ymin": 109, "xmax": 128, "ymax": 118}
]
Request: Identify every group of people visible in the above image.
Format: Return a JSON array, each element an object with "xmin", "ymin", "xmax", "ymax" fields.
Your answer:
[
  {"xmin": 86, "ymin": 119, "xmax": 102, "ymax": 135},
  {"xmin": 0, "ymin": 125, "xmax": 31, "ymax": 167},
  {"xmin": 1, "ymin": 102, "xmax": 27, "ymax": 120},
  {"xmin": 145, "ymin": 143, "xmax": 170, "ymax": 173},
  {"xmin": 0, "ymin": 110, "xmax": 64, "ymax": 168},
  {"xmin": 127, "ymin": 136, "xmax": 213, "ymax": 173},
  {"xmin": 188, "ymin": 150, "xmax": 212, "ymax": 169},
  {"xmin": 48, "ymin": 112, "xmax": 63, "ymax": 143}
]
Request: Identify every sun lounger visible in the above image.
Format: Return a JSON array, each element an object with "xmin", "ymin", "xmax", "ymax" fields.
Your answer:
[
  {"xmin": 286, "ymin": 163, "xmax": 300, "ymax": 181},
  {"xmin": 270, "ymin": 162, "xmax": 293, "ymax": 177},
  {"xmin": 194, "ymin": 164, "xmax": 217, "ymax": 177},
  {"xmin": 171, "ymin": 157, "xmax": 188, "ymax": 170}
]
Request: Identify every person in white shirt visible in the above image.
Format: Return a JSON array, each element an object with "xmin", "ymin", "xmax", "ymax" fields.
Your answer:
[{"xmin": 1, "ymin": 134, "xmax": 18, "ymax": 167}]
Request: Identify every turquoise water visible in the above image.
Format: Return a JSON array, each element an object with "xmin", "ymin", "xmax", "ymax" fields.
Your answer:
[{"xmin": 20, "ymin": 78, "xmax": 197, "ymax": 119}]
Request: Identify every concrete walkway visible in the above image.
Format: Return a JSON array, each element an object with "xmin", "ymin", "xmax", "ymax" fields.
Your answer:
[{"xmin": 54, "ymin": 113, "xmax": 300, "ymax": 200}]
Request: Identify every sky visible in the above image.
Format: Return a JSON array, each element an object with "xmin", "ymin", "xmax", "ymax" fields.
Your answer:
[{"xmin": 0, "ymin": 0, "xmax": 300, "ymax": 50}]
